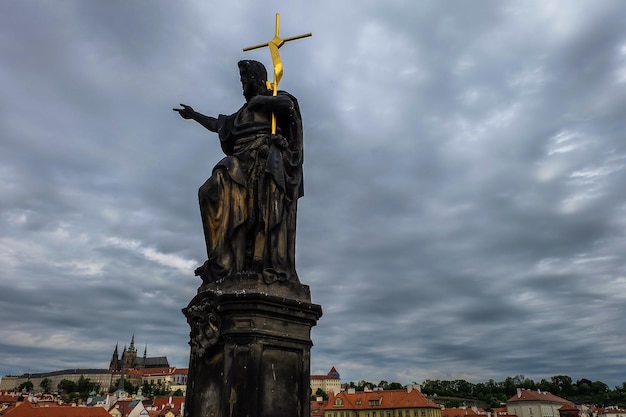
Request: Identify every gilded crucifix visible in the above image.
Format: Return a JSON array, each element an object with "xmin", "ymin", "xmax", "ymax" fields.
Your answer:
[{"xmin": 243, "ymin": 13, "xmax": 311, "ymax": 133}]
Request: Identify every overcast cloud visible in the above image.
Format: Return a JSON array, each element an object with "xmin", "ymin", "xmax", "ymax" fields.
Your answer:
[{"xmin": 1, "ymin": 1, "xmax": 626, "ymax": 389}]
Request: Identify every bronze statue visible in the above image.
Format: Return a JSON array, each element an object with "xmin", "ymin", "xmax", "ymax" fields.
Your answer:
[{"xmin": 174, "ymin": 60, "xmax": 303, "ymax": 285}]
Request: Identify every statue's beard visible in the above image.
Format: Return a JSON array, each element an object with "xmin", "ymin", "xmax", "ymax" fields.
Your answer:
[
  {"xmin": 242, "ymin": 84, "xmax": 255, "ymax": 101},
  {"xmin": 243, "ymin": 82, "xmax": 268, "ymax": 102}
]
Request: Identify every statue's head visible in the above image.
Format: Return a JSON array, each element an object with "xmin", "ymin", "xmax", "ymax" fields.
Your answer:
[{"xmin": 238, "ymin": 60, "xmax": 269, "ymax": 101}]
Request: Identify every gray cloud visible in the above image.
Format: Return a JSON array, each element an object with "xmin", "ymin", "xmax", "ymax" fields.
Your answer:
[{"xmin": 1, "ymin": 0, "xmax": 626, "ymax": 391}]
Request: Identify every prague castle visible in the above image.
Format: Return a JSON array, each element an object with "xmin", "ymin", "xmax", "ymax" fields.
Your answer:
[{"xmin": 108, "ymin": 335, "xmax": 169, "ymax": 372}]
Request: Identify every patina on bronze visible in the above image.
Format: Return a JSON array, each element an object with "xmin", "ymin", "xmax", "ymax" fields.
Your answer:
[
  {"xmin": 174, "ymin": 59, "xmax": 303, "ymax": 285},
  {"xmin": 174, "ymin": 15, "xmax": 321, "ymax": 417}
]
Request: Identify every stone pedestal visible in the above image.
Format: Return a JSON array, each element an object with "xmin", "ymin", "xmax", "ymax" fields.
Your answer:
[{"xmin": 183, "ymin": 273, "xmax": 322, "ymax": 417}]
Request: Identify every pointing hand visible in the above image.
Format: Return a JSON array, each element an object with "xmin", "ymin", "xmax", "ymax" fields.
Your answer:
[{"xmin": 173, "ymin": 103, "xmax": 195, "ymax": 119}]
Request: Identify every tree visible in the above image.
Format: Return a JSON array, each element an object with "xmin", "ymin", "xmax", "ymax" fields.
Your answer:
[
  {"xmin": 314, "ymin": 388, "xmax": 328, "ymax": 400},
  {"xmin": 58, "ymin": 379, "xmax": 77, "ymax": 395},
  {"xmin": 577, "ymin": 381, "xmax": 591, "ymax": 396},
  {"xmin": 354, "ymin": 380, "xmax": 374, "ymax": 391},
  {"xmin": 537, "ymin": 378, "xmax": 553, "ymax": 393},
  {"xmin": 73, "ymin": 375, "xmax": 99, "ymax": 400},
  {"xmin": 18, "ymin": 381, "xmax": 33, "ymax": 393},
  {"xmin": 110, "ymin": 378, "xmax": 136, "ymax": 394},
  {"xmin": 40, "ymin": 378, "xmax": 52, "ymax": 394},
  {"xmin": 551, "ymin": 375, "xmax": 573, "ymax": 396},
  {"xmin": 172, "ymin": 388, "xmax": 184, "ymax": 396},
  {"xmin": 591, "ymin": 380, "xmax": 609, "ymax": 395},
  {"xmin": 142, "ymin": 381, "xmax": 153, "ymax": 397}
]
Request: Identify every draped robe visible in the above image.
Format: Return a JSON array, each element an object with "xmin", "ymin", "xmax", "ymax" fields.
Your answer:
[{"xmin": 197, "ymin": 91, "xmax": 303, "ymax": 284}]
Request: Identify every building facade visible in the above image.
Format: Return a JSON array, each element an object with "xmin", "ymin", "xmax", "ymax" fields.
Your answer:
[
  {"xmin": 0, "ymin": 369, "xmax": 113, "ymax": 393},
  {"xmin": 312, "ymin": 367, "xmax": 342, "ymax": 395},
  {"xmin": 507, "ymin": 388, "xmax": 571, "ymax": 417},
  {"xmin": 598, "ymin": 407, "xmax": 626, "ymax": 417},
  {"xmin": 109, "ymin": 336, "xmax": 169, "ymax": 372},
  {"xmin": 322, "ymin": 385, "xmax": 441, "ymax": 417}
]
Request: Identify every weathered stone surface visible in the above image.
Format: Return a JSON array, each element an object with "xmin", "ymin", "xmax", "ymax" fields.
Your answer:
[{"xmin": 183, "ymin": 274, "xmax": 322, "ymax": 417}]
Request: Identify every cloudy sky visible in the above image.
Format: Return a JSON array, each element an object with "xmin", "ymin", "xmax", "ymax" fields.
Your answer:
[{"xmin": 2, "ymin": 1, "xmax": 626, "ymax": 390}]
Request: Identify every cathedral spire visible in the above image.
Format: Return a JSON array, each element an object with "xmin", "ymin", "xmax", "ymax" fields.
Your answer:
[{"xmin": 109, "ymin": 343, "xmax": 120, "ymax": 372}]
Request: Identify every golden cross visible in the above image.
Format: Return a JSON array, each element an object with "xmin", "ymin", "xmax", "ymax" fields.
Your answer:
[{"xmin": 243, "ymin": 13, "xmax": 311, "ymax": 133}]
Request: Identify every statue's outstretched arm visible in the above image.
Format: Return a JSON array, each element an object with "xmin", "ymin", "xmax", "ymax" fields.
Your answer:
[{"xmin": 173, "ymin": 103, "xmax": 218, "ymax": 132}]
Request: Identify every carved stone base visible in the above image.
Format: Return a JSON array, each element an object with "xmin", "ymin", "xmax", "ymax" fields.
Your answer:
[{"xmin": 183, "ymin": 273, "xmax": 322, "ymax": 417}]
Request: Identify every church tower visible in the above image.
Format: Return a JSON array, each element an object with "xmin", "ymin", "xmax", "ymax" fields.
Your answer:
[
  {"xmin": 137, "ymin": 344, "xmax": 147, "ymax": 369},
  {"xmin": 121, "ymin": 335, "xmax": 138, "ymax": 369},
  {"xmin": 109, "ymin": 343, "xmax": 120, "ymax": 372}
]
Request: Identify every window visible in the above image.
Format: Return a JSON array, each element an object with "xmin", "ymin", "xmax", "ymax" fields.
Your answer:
[{"xmin": 422, "ymin": 412, "xmax": 426, "ymax": 416}]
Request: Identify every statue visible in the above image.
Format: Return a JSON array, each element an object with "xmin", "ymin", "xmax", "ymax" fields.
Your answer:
[
  {"xmin": 173, "ymin": 59, "xmax": 303, "ymax": 285},
  {"xmin": 176, "ymin": 16, "xmax": 321, "ymax": 417}
]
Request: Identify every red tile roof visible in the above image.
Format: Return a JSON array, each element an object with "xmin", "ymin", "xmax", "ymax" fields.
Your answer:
[
  {"xmin": 0, "ymin": 395, "xmax": 19, "ymax": 404},
  {"xmin": 507, "ymin": 389, "xmax": 569, "ymax": 404},
  {"xmin": 311, "ymin": 375, "xmax": 338, "ymax": 380},
  {"xmin": 157, "ymin": 405, "xmax": 181, "ymax": 416},
  {"xmin": 327, "ymin": 389, "xmax": 440, "ymax": 411},
  {"xmin": 311, "ymin": 399, "xmax": 328, "ymax": 416},
  {"xmin": 111, "ymin": 399, "xmax": 142, "ymax": 416},
  {"xmin": 133, "ymin": 367, "xmax": 176, "ymax": 376},
  {"xmin": 3, "ymin": 400, "xmax": 111, "ymax": 417},
  {"xmin": 441, "ymin": 407, "xmax": 481, "ymax": 417},
  {"xmin": 153, "ymin": 397, "xmax": 184, "ymax": 409}
]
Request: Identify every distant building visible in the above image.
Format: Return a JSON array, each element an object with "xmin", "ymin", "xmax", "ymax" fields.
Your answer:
[
  {"xmin": 598, "ymin": 407, "xmax": 626, "ymax": 417},
  {"xmin": 170, "ymin": 368, "xmax": 188, "ymax": 394},
  {"xmin": 311, "ymin": 367, "xmax": 342, "ymax": 395},
  {"xmin": 441, "ymin": 407, "xmax": 482, "ymax": 417},
  {"xmin": 558, "ymin": 403, "xmax": 581, "ymax": 417},
  {"xmin": 0, "ymin": 378, "xmax": 20, "ymax": 392},
  {"xmin": 311, "ymin": 398, "xmax": 329, "ymax": 417},
  {"xmin": 132, "ymin": 367, "xmax": 187, "ymax": 393},
  {"xmin": 507, "ymin": 388, "xmax": 571, "ymax": 417},
  {"xmin": 0, "ymin": 335, "xmax": 170, "ymax": 393},
  {"xmin": 109, "ymin": 336, "xmax": 169, "ymax": 372},
  {"xmin": 2, "ymin": 399, "xmax": 112, "ymax": 417},
  {"xmin": 321, "ymin": 385, "xmax": 441, "ymax": 417},
  {"xmin": 148, "ymin": 396, "xmax": 185, "ymax": 416},
  {"xmin": 109, "ymin": 398, "xmax": 146, "ymax": 417},
  {"xmin": 0, "ymin": 369, "xmax": 113, "ymax": 393}
]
